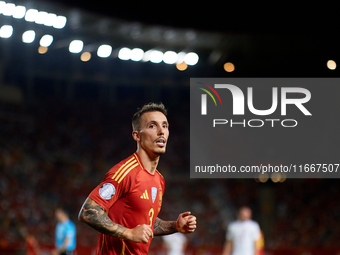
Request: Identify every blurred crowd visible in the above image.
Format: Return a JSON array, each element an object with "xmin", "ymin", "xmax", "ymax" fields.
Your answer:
[
  {"xmin": 269, "ymin": 179, "xmax": 340, "ymax": 248},
  {"xmin": 0, "ymin": 98, "xmax": 340, "ymax": 252}
]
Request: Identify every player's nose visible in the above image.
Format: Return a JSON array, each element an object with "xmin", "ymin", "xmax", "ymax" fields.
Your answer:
[{"xmin": 158, "ymin": 126, "xmax": 165, "ymax": 135}]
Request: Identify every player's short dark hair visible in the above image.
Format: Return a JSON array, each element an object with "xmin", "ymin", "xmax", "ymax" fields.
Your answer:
[{"xmin": 132, "ymin": 102, "xmax": 167, "ymax": 131}]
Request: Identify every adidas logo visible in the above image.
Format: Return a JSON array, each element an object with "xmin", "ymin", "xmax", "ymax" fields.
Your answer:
[{"xmin": 140, "ymin": 190, "xmax": 149, "ymax": 199}]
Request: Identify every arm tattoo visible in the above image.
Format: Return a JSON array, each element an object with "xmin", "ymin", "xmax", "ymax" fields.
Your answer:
[
  {"xmin": 153, "ymin": 217, "xmax": 177, "ymax": 236},
  {"xmin": 79, "ymin": 198, "xmax": 127, "ymax": 238}
]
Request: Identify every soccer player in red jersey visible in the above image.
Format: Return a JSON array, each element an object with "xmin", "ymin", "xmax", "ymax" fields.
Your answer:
[{"xmin": 78, "ymin": 103, "xmax": 196, "ymax": 255}]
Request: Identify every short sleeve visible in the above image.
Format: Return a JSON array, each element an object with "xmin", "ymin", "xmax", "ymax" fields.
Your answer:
[
  {"xmin": 88, "ymin": 165, "xmax": 130, "ymax": 211},
  {"xmin": 253, "ymin": 222, "xmax": 261, "ymax": 241},
  {"xmin": 226, "ymin": 224, "xmax": 233, "ymax": 240},
  {"xmin": 65, "ymin": 224, "xmax": 75, "ymax": 239}
]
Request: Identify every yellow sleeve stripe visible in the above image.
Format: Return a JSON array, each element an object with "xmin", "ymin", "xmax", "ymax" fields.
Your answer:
[
  {"xmin": 155, "ymin": 169, "xmax": 163, "ymax": 178},
  {"xmin": 114, "ymin": 159, "xmax": 137, "ymax": 182},
  {"xmin": 112, "ymin": 157, "xmax": 136, "ymax": 180},
  {"xmin": 117, "ymin": 162, "xmax": 139, "ymax": 183},
  {"xmin": 133, "ymin": 153, "xmax": 142, "ymax": 168}
]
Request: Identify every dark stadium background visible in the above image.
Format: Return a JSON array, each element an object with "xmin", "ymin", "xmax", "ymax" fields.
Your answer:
[{"xmin": 1, "ymin": 1, "xmax": 340, "ymax": 254}]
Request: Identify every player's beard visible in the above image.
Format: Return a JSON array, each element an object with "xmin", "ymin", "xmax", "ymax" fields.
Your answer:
[
  {"xmin": 151, "ymin": 139, "xmax": 167, "ymax": 156},
  {"xmin": 153, "ymin": 146, "xmax": 166, "ymax": 156}
]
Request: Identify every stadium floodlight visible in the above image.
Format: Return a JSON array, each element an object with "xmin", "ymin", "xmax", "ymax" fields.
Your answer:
[
  {"xmin": 39, "ymin": 34, "xmax": 53, "ymax": 47},
  {"xmin": 0, "ymin": 2, "xmax": 67, "ymax": 29},
  {"xmin": 13, "ymin": 5, "xmax": 26, "ymax": 19},
  {"xmin": 0, "ymin": 1, "xmax": 6, "ymax": 14},
  {"xmin": 2, "ymin": 2, "xmax": 15, "ymax": 16},
  {"xmin": 97, "ymin": 44, "xmax": 112, "ymax": 58},
  {"xmin": 53, "ymin": 16, "xmax": 67, "ymax": 29},
  {"xmin": 22, "ymin": 30, "xmax": 35, "ymax": 43},
  {"xmin": 43, "ymin": 13, "xmax": 57, "ymax": 26},
  {"xmin": 163, "ymin": 51, "xmax": 178, "ymax": 64},
  {"xmin": 0, "ymin": 25, "xmax": 13, "ymax": 38},
  {"xmin": 176, "ymin": 61, "xmax": 188, "ymax": 71},
  {"xmin": 35, "ymin": 11, "xmax": 48, "ymax": 25},
  {"xmin": 184, "ymin": 52, "xmax": 199, "ymax": 65},
  {"xmin": 25, "ymin": 9, "xmax": 38, "ymax": 22},
  {"xmin": 80, "ymin": 52, "xmax": 91, "ymax": 62},
  {"xmin": 118, "ymin": 47, "xmax": 131, "ymax": 60},
  {"xmin": 142, "ymin": 50, "xmax": 152, "ymax": 62},
  {"xmin": 130, "ymin": 48, "xmax": 144, "ymax": 61},
  {"xmin": 69, "ymin": 40, "xmax": 83, "ymax": 53},
  {"xmin": 149, "ymin": 50, "xmax": 163, "ymax": 63},
  {"xmin": 327, "ymin": 60, "xmax": 336, "ymax": 70},
  {"xmin": 176, "ymin": 52, "xmax": 186, "ymax": 63}
]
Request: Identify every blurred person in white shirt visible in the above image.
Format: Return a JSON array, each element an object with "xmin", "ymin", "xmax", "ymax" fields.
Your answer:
[
  {"xmin": 222, "ymin": 206, "xmax": 261, "ymax": 255},
  {"xmin": 162, "ymin": 232, "xmax": 188, "ymax": 255}
]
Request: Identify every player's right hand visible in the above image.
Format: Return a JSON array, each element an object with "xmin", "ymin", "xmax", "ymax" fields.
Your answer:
[{"xmin": 127, "ymin": 224, "xmax": 153, "ymax": 243}]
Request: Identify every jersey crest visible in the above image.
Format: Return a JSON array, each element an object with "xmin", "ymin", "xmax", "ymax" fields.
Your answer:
[{"xmin": 151, "ymin": 187, "xmax": 157, "ymax": 203}]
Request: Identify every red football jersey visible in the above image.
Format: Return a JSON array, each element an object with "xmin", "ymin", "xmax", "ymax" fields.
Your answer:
[{"xmin": 89, "ymin": 153, "xmax": 165, "ymax": 255}]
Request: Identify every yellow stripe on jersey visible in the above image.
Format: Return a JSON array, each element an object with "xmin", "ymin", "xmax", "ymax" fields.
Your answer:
[
  {"xmin": 101, "ymin": 210, "xmax": 110, "ymax": 251},
  {"xmin": 121, "ymin": 240, "xmax": 125, "ymax": 255},
  {"xmin": 117, "ymin": 163, "xmax": 138, "ymax": 183},
  {"xmin": 112, "ymin": 157, "xmax": 136, "ymax": 181},
  {"xmin": 112, "ymin": 155, "xmax": 141, "ymax": 184},
  {"xmin": 155, "ymin": 169, "xmax": 163, "ymax": 178},
  {"xmin": 134, "ymin": 153, "xmax": 142, "ymax": 168},
  {"xmin": 114, "ymin": 160, "xmax": 137, "ymax": 182},
  {"xmin": 101, "ymin": 233, "xmax": 104, "ymax": 251}
]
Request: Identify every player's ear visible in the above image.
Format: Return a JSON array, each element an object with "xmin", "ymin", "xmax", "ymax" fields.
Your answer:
[{"xmin": 132, "ymin": 130, "xmax": 140, "ymax": 141}]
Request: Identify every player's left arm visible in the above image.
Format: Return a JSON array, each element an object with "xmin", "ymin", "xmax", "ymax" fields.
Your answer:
[
  {"xmin": 52, "ymin": 237, "xmax": 69, "ymax": 255},
  {"xmin": 153, "ymin": 212, "xmax": 196, "ymax": 236},
  {"xmin": 59, "ymin": 237, "xmax": 69, "ymax": 253}
]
